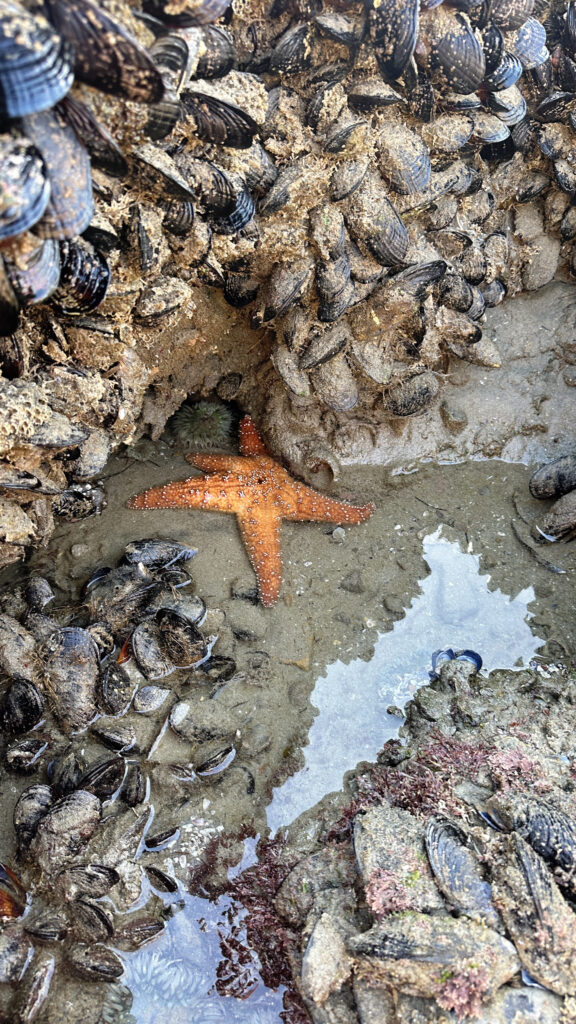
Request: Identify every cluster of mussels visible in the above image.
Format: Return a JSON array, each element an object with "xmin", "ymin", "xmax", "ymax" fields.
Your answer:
[
  {"xmin": 0, "ymin": 538, "xmax": 250, "ymax": 1024},
  {"xmin": 1, "ymin": 0, "xmax": 576, "ymax": 565},
  {"xmin": 268, "ymin": 654, "xmax": 576, "ymax": 1022}
]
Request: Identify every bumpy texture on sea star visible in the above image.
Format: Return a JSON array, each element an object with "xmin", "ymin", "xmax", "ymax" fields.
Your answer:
[{"xmin": 126, "ymin": 416, "xmax": 375, "ymax": 607}]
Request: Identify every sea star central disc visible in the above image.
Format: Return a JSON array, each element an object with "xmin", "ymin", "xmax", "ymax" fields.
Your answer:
[{"xmin": 127, "ymin": 415, "xmax": 375, "ymax": 607}]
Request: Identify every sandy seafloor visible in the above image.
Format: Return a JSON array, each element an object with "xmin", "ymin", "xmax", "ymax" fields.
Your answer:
[{"xmin": 0, "ymin": 281, "xmax": 575, "ymax": 1023}]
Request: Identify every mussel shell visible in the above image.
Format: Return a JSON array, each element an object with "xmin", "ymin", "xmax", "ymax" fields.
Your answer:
[
  {"xmin": 72, "ymin": 898, "xmax": 114, "ymax": 943},
  {"xmin": 79, "ymin": 756, "xmax": 126, "ymax": 799},
  {"xmin": 425, "ymin": 816, "xmax": 500, "ymax": 929},
  {"xmin": 212, "ymin": 188, "xmax": 255, "ymax": 234},
  {"xmin": 121, "ymin": 764, "xmax": 147, "ymax": 806},
  {"xmin": 40, "ymin": 626, "xmax": 99, "ymax": 732},
  {"xmin": 131, "ymin": 617, "xmax": 174, "ymax": 679},
  {"xmin": 146, "ymin": 90, "xmax": 182, "ymax": 140},
  {"xmin": 507, "ymin": 17, "xmax": 547, "ymax": 69},
  {"xmin": 196, "ymin": 744, "xmax": 236, "ymax": 776},
  {"xmin": 3, "ymin": 239, "xmax": 61, "ymax": 307},
  {"xmin": 157, "ymin": 608, "xmax": 208, "ymax": 667},
  {"xmin": 58, "ymin": 863, "xmax": 120, "ymax": 900},
  {"xmin": 133, "ymin": 684, "xmax": 171, "ymax": 714},
  {"xmin": 0, "ymin": 679, "xmax": 44, "ymax": 735},
  {"xmin": 30, "ymin": 790, "xmax": 102, "ymax": 874},
  {"xmin": 144, "ymin": 865, "xmax": 179, "ymax": 892},
  {"xmin": 13, "ymin": 784, "xmax": 52, "ymax": 848},
  {"xmin": 0, "ymin": 2, "xmax": 74, "ymax": 119},
  {"xmin": 49, "ymin": 748, "xmax": 86, "ymax": 797},
  {"xmin": 425, "ymin": 9, "xmax": 486, "ymax": 93},
  {"xmin": 482, "ymin": 22, "xmax": 504, "ymax": 73},
  {"xmin": 223, "ymin": 271, "xmax": 259, "ymax": 307},
  {"xmin": 345, "ymin": 180, "xmax": 409, "ymax": 266},
  {"xmin": 0, "ymin": 139, "xmax": 50, "ymax": 242},
  {"xmin": 347, "ymin": 78, "xmax": 405, "ymax": 110},
  {"xmin": 270, "ymin": 23, "xmax": 313, "ymax": 73},
  {"xmin": 182, "ymin": 91, "xmax": 258, "ymax": 149},
  {"xmin": 163, "ymin": 200, "xmax": 195, "ymax": 236},
  {"xmin": 0, "ymin": 261, "xmax": 20, "ymax": 337},
  {"xmin": 299, "ymin": 323, "xmax": 350, "ymax": 370},
  {"xmin": 529, "ymin": 454, "xmax": 576, "ymax": 500},
  {"xmin": 257, "ymin": 258, "xmax": 314, "ymax": 323},
  {"xmin": 67, "ymin": 942, "xmax": 124, "ymax": 981},
  {"xmin": 5, "ymin": 737, "xmax": 48, "ymax": 774},
  {"xmin": 24, "ymin": 910, "xmax": 68, "ymax": 942},
  {"xmin": 484, "ymin": 50, "xmax": 522, "ymax": 89},
  {"xmin": 488, "ymin": 84, "xmax": 527, "ymax": 124},
  {"xmin": 196, "ymin": 26, "xmax": 236, "ymax": 78},
  {"xmin": 377, "ymin": 127, "xmax": 431, "ymax": 194},
  {"xmin": 368, "ymin": 0, "xmax": 419, "ymax": 79},
  {"xmin": 149, "ymin": 32, "xmax": 190, "ymax": 90},
  {"xmin": 124, "ymin": 538, "xmax": 197, "ymax": 568},
  {"xmin": 490, "ymin": 0, "xmax": 534, "ymax": 30},
  {"xmin": 55, "ymin": 240, "xmax": 110, "ymax": 314},
  {"xmin": 59, "ymin": 95, "xmax": 127, "ymax": 176},
  {"xmin": 330, "ymin": 158, "xmax": 368, "ymax": 201},
  {"xmin": 310, "ymin": 350, "xmax": 358, "ymax": 411},
  {"xmin": 45, "ymin": 0, "xmax": 165, "ymax": 103},
  {"xmin": 22, "ymin": 108, "xmax": 94, "ymax": 240},
  {"xmin": 384, "ymin": 371, "xmax": 440, "ymax": 416}
]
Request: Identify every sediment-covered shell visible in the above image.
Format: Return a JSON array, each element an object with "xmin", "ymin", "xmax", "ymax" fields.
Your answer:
[
  {"xmin": 529, "ymin": 454, "xmax": 576, "ymax": 500},
  {"xmin": 40, "ymin": 626, "xmax": 99, "ymax": 731},
  {"xmin": 29, "ymin": 790, "xmax": 101, "ymax": 874},
  {"xmin": 486, "ymin": 792, "xmax": 576, "ymax": 893},
  {"xmin": 13, "ymin": 784, "xmax": 53, "ymax": 848},
  {"xmin": 536, "ymin": 489, "xmax": 576, "ymax": 541}
]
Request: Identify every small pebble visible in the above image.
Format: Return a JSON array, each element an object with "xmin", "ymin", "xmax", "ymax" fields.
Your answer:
[{"xmin": 331, "ymin": 527, "xmax": 346, "ymax": 544}]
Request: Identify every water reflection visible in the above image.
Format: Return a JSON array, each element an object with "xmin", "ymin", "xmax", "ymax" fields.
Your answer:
[
  {"xmin": 267, "ymin": 527, "xmax": 542, "ymax": 832},
  {"xmin": 123, "ymin": 887, "xmax": 285, "ymax": 1024}
]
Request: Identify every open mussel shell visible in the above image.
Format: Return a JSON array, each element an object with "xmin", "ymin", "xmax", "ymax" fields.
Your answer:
[
  {"xmin": 0, "ymin": 1, "xmax": 74, "ymax": 119},
  {"xmin": 21, "ymin": 108, "xmax": 94, "ymax": 239},
  {"xmin": 3, "ymin": 239, "xmax": 61, "ymax": 307},
  {"xmin": 45, "ymin": 0, "xmax": 165, "ymax": 103},
  {"xmin": 0, "ymin": 139, "xmax": 50, "ymax": 242},
  {"xmin": 54, "ymin": 239, "xmax": 110, "ymax": 314}
]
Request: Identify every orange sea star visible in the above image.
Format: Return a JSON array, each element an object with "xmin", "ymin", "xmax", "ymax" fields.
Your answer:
[{"xmin": 126, "ymin": 416, "xmax": 375, "ymax": 607}]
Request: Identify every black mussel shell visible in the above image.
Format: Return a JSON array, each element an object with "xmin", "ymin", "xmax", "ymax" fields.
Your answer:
[
  {"xmin": 146, "ymin": 90, "xmax": 183, "ymax": 141},
  {"xmin": 0, "ymin": 679, "xmax": 44, "ymax": 735},
  {"xmin": 24, "ymin": 909, "xmax": 67, "ymax": 941},
  {"xmin": 0, "ymin": 261, "xmax": 20, "ymax": 337},
  {"xmin": 145, "ymin": 826, "xmax": 179, "ymax": 849},
  {"xmin": 182, "ymin": 91, "xmax": 259, "ymax": 149},
  {"xmin": 482, "ymin": 22, "xmax": 504, "ymax": 73},
  {"xmin": 484, "ymin": 50, "xmax": 522, "ymax": 90},
  {"xmin": 79, "ymin": 756, "xmax": 126, "ymax": 800},
  {"xmin": 196, "ymin": 26, "xmax": 236, "ymax": 78},
  {"xmin": 49, "ymin": 747, "xmax": 86, "ymax": 796},
  {"xmin": 121, "ymin": 764, "xmax": 147, "ymax": 806},
  {"xmin": 149, "ymin": 32, "xmax": 189, "ymax": 90},
  {"xmin": 426, "ymin": 10, "xmax": 486, "ymax": 93},
  {"xmin": 270, "ymin": 23, "xmax": 313, "ymax": 74},
  {"xmin": 67, "ymin": 942, "xmax": 124, "ymax": 981},
  {"xmin": 3, "ymin": 239, "xmax": 61, "ymax": 307},
  {"xmin": 455, "ymin": 648, "xmax": 483, "ymax": 669},
  {"xmin": 98, "ymin": 662, "xmax": 136, "ymax": 716},
  {"xmin": 21, "ymin": 107, "xmax": 94, "ymax": 239},
  {"xmin": 0, "ymin": 139, "xmax": 50, "ymax": 242},
  {"xmin": 195, "ymin": 654, "xmax": 237, "ymax": 684},
  {"xmin": 145, "ymin": 866, "xmax": 179, "ymax": 892},
  {"xmin": 24, "ymin": 577, "xmax": 55, "ymax": 612},
  {"xmin": 60, "ymin": 95, "xmax": 128, "ymax": 176},
  {"xmin": 196, "ymin": 744, "xmax": 236, "ymax": 776},
  {"xmin": 55, "ymin": 240, "xmax": 110, "ymax": 314},
  {"xmin": 368, "ymin": 0, "xmax": 419, "ymax": 80},
  {"xmin": 73, "ymin": 898, "xmax": 114, "ymax": 943},
  {"xmin": 59, "ymin": 863, "xmax": 120, "ymax": 900},
  {"xmin": 223, "ymin": 271, "xmax": 259, "ymax": 307},
  {"xmin": 45, "ymin": 0, "xmax": 165, "ymax": 103},
  {"xmin": 0, "ymin": 1, "xmax": 74, "ymax": 119},
  {"xmin": 212, "ymin": 189, "xmax": 255, "ymax": 234},
  {"xmin": 163, "ymin": 200, "xmax": 195, "ymax": 236}
]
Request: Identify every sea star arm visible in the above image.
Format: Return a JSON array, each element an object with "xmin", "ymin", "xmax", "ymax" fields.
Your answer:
[
  {"xmin": 237, "ymin": 505, "xmax": 283, "ymax": 607},
  {"xmin": 239, "ymin": 416, "xmax": 268, "ymax": 456},
  {"xmin": 126, "ymin": 473, "xmax": 249, "ymax": 513},
  {"xmin": 284, "ymin": 479, "xmax": 375, "ymax": 524},
  {"xmin": 186, "ymin": 453, "xmax": 253, "ymax": 474}
]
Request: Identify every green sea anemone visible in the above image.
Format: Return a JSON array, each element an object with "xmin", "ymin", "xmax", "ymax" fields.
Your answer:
[{"xmin": 169, "ymin": 399, "xmax": 236, "ymax": 450}]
